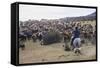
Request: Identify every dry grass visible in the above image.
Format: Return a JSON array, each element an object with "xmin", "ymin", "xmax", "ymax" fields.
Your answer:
[{"xmin": 19, "ymin": 40, "xmax": 96, "ymax": 64}]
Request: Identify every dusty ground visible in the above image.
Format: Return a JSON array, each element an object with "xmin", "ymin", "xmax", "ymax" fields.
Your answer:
[{"xmin": 19, "ymin": 39, "xmax": 96, "ymax": 64}]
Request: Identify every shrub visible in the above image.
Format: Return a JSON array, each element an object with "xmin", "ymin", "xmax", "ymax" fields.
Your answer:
[{"xmin": 42, "ymin": 31, "xmax": 62, "ymax": 45}]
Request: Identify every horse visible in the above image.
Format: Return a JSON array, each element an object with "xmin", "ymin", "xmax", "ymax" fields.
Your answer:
[
  {"xmin": 63, "ymin": 30, "xmax": 71, "ymax": 51},
  {"xmin": 72, "ymin": 37, "xmax": 81, "ymax": 55}
]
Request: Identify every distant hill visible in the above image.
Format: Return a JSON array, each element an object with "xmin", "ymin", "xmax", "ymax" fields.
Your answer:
[
  {"xmin": 60, "ymin": 12, "xmax": 96, "ymax": 22},
  {"xmin": 87, "ymin": 12, "xmax": 96, "ymax": 17},
  {"xmin": 85, "ymin": 12, "xmax": 96, "ymax": 20}
]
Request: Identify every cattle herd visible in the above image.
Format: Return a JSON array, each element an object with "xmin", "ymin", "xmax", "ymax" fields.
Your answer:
[{"xmin": 19, "ymin": 19, "xmax": 96, "ymax": 52}]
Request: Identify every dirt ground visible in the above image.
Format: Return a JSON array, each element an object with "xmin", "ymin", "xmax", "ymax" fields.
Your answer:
[{"xmin": 19, "ymin": 39, "xmax": 96, "ymax": 64}]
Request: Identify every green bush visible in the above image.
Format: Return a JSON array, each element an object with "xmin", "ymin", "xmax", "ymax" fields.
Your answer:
[{"xmin": 42, "ymin": 31, "xmax": 62, "ymax": 45}]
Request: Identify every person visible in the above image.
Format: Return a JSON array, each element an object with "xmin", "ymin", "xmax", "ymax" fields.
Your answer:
[
  {"xmin": 71, "ymin": 27, "xmax": 80, "ymax": 49},
  {"xmin": 63, "ymin": 29, "xmax": 70, "ymax": 51}
]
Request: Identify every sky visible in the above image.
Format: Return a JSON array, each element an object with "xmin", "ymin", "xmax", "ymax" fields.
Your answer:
[{"xmin": 19, "ymin": 4, "xmax": 96, "ymax": 21}]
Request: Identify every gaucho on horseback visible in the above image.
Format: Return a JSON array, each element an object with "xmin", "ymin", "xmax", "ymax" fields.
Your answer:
[
  {"xmin": 71, "ymin": 27, "xmax": 81, "ymax": 49},
  {"xmin": 71, "ymin": 27, "xmax": 81, "ymax": 54}
]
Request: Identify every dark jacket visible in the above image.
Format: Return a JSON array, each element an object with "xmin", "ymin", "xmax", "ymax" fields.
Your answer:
[{"xmin": 73, "ymin": 29, "xmax": 80, "ymax": 38}]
